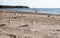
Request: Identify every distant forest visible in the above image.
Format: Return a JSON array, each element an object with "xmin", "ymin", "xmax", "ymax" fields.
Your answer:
[{"xmin": 0, "ymin": 5, "xmax": 29, "ymax": 8}]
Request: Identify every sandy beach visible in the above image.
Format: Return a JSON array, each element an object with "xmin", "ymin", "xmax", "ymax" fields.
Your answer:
[{"xmin": 0, "ymin": 10, "xmax": 60, "ymax": 38}]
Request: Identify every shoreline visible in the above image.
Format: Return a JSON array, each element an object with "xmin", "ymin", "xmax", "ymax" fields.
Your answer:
[{"xmin": 0, "ymin": 10, "xmax": 60, "ymax": 16}]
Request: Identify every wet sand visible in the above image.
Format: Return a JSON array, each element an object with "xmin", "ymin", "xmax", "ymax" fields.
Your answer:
[{"xmin": 0, "ymin": 10, "xmax": 60, "ymax": 38}]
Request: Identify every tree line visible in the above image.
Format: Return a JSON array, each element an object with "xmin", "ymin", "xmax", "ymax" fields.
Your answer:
[{"xmin": 0, "ymin": 5, "xmax": 29, "ymax": 8}]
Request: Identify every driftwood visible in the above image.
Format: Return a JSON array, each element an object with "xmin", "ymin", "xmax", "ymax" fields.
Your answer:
[
  {"xmin": 56, "ymin": 29, "xmax": 60, "ymax": 31},
  {"xmin": 7, "ymin": 34, "xmax": 16, "ymax": 38},
  {"xmin": 17, "ymin": 25, "xmax": 29, "ymax": 28},
  {"xmin": 0, "ymin": 24, "xmax": 6, "ymax": 26},
  {"xmin": 48, "ymin": 14, "xmax": 50, "ymax": 17}
]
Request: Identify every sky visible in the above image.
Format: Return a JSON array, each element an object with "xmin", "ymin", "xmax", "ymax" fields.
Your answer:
[{"xmin": 0, "ymin": 0, "xmax": 60, "ymax": 8}]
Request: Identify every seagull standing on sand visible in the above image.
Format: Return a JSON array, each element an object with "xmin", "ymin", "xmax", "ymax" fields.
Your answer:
[{"xmin": 8, "ymin": 19, "xmax": 12, "ymax": 23}]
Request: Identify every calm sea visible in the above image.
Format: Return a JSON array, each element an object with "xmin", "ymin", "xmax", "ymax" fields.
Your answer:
[{"xmin": 0, "ymin": 8, "xmax": 60, "ymax": 14}]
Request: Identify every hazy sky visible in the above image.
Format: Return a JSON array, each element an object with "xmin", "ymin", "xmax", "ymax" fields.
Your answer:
[{"xmin": 0, "ymin": 0, "xmax": 60, "ymax": 8}]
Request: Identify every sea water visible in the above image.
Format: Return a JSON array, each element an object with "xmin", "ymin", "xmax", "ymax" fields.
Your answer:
[{"xmin": 0, "ymin": 8, "xmax": 60, "ymax": 14}]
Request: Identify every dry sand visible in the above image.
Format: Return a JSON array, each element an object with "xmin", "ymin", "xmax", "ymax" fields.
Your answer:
[{"xmin": 0, "ymin": 10, "xmax": 60, "ymax": 38}]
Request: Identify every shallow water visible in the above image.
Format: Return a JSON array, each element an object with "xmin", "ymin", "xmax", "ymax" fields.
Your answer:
[{"xmin": 0, "ymin": 8, "xmax": 60, "ymax": 14}]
